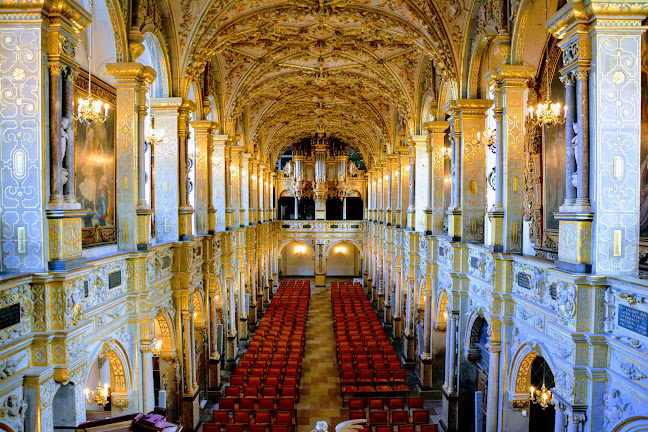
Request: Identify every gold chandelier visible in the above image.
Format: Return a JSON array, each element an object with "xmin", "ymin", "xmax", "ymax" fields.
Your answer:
[
  {"xmin": 529, "ymin": 359, "xmax": 553, "ymax": 409},
  {"xmin": 75, "ymin": 0, "xmax": 110, "ymax": 124},
  {"xmin": 85, "ymin": 381, "xmax": 110, "ymax": 407},
  {"xmin": 528, "ymin": 0, "xmax": 566, "ymax": 127},
  {"xmin": 440, "ymin": 145, "xmax": 452, "ymax": 160},
  {"xmin": 477, "ymin": 129, "xmax": 496, "ymax": 153}
]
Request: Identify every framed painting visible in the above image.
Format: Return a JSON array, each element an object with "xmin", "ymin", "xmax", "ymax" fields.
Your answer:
[{"xmin": 73, "ymin": 69, "xmax": 117, "ymax": 248}]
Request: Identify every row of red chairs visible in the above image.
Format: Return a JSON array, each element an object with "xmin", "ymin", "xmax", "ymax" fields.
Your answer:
[
  {"xmin": 332, "ymin": 282, "xmax": 409, "ymax": 399},
  {"xmin": 207, "ymin": 280, "xmax": 311, "ymax": 432},
  {"xmin": 349, "ymin": 397, "xmax": 425, "ymax": 414},
  {"xmin": 349, "ymin": 409, "xmax": 431, "ymax": 425}
]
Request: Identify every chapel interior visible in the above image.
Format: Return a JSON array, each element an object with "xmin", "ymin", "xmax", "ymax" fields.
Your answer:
[{"xmin": 0, "ymin": 1, "xmax": 647, "ymax": 432}]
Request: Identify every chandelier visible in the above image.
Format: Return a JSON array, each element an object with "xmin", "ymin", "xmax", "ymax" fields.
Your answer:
[
  {"xmin": 529, "ymin": 359, "xmax": 552, "ymax": 409},
  {"xmin": 75, "ymin": 0, "xmax": 110, "ymax": 124},
  {"xmin": 528, "ymin": 0, "xmax": 566, "ymax": 127},
  {"xmin": 152, "ymin": 339, "xmax": 163, "ymax": 356},
  {"xmin": 440, "ymin": 145, "xmax": 452, "ymax": 160},
  {"xmin": 85, "ymin": 382, "xmax": 110, "ymax": 407}
]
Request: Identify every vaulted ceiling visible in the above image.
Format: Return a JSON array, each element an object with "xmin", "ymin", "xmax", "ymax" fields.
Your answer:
[{"xmin": 173, "ymin": 0, "xmax": 458, "ymax": 167}]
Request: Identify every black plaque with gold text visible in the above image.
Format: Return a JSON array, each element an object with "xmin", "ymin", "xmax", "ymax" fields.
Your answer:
[{"xmin": 0, "ymin": 303, "xmax": 21, "ymax": 331}]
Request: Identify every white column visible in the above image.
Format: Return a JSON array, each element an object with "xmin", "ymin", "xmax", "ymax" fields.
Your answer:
[
  {"xmin": 423, "ymin": 294, "xmax": 431, "ymax": 357},
  {"xmin": 554, "ymin": 403, "xmax": 566, "ymax": 432},
  {"xmin": 447, "ymin": 313, "xmax": 457, "ymax": 393},
  {"xmin": 183, "ymin": 312, "xmax": 193, "ymax": 393},
  {"xmin": 485, "ymin": 345, "xmax": 500, "ymax": 432},
  {"xmin": 140, "ymin": 343, "xmax": 155, "ymax": 413}
]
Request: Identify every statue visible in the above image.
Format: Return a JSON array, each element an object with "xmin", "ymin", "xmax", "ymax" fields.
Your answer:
[
  {"xmin": 284, "ymin": 160, "xmax": 293, "ymax": 177},
  {"xmin": 603, "ymin": 388, "xmax": 632, "ymax": 431},
  {"xmin": 162, "ymin": 373, "xmax": 168, "ymax": 391},
  {"xmin": 571, "ymin": 122, "xmax": 578, "ymax": 188},
  {"xmin": 60, "ymin": 117, "xmax": 69, "ymax": 161},
  {"xmin": 0, "ymin": 395, "xmax": 28, "ymax": 432}
]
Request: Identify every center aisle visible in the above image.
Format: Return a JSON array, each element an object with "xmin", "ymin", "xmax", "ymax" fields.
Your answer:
[{"xmin": 296, "ymin": 282, "xmax": 346, "ymax": 432}]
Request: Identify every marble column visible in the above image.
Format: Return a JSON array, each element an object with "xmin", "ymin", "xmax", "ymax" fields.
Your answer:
[
  {"xmin": 398, "ymin": 147, "xmax": 410, "ymax": 229},
  {"xmin": 177, "ymin": 100, "xmax": 196, "ymax": 241},
  {"xmin": 394, "ymin": 155, "xmax": 402, "ymax": 227},
  {"xmin": 561, "ymin": 72, "xmax": 577, "ymax": 206},
  {"xmin": 63, "ymin": 68, "xmax": 77, "ymax": 203},
  {"xmin": 407, "ymin": 148, "xmax": 416, "ymax": 230},
  {"xmin": 140, "ymin": 341, "xmax": 155, "ymax": 413},
  {"xmin": 554, "ymin": 403, "xmax": 566, "ymax": 432},
  {"xmin": 423, "ymin": 294, "xmax": 431, "ymax": 357},
  {"xmin": 485, "ymin": 344, "xmax": 500, "ymax": 432},
  {"xmin": 411, "ymin": 135, "xmax": 429, "ymax": 233},
  {"xmin": 443, "ymin": 100, "xmax": 492, "ymax": 242},
  {"xmin": 224, "ymin": 142, "xmax": 234, "ymax": 230},
  {"xmin": 566, "ymin": 412, "xmax": 585, "ymax": 432},
  {"xmin": 191, "ymin": 120, "xmax": 212, "ymax": 236},
  {"xmin": 48, "ymin": 62, "xmax": 64, "ymax": 204},
  {"xmin": 447, "ymin": 313, "xmax": 457, "ymax": 394}
]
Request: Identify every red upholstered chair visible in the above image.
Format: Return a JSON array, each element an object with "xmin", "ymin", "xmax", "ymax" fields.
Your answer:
[
  {"xmin": 412, "ymin": 410, "xmax": 430, "ymax": 425},
  {"xmin": 368, "ymin": 410, "xmax": 388, "ymax": 425},
  {"xmin": 420, "ymin": 425, "xmax": 438, "ymax": 432},
  {"xmin": 408, "ymin": 397, "xmax": 424, "ymax": 411},
  {"xmin": 391, "ymin": 410, "xmax": 409, "ymax": 425},
  {"xmin": 258, "ymin": 397, "xmax": 275, "ymax": 410},
  {"xmin": 253, "ymin": 410, "xmax": 273, "ymax": 425},
  {"xmin": 230, "ymin": 376, "xmax": 245, "ymax": 386},
  {"xmin": 225, "ymin": 386, "xmax": 241, "ymax": 397},
  {"xmin": 270, "ymin": 425, "xmax": 291, "ymax": 432},
  {"xmin": 239, "ymin": 398, "xmax": 256, "ymax": 410},
  {"xmin": 274, "ymin": 411, "xmax": 295, "ymax": 432},
  {"xmin": 233, "ymin": 410, "xmax": 251, "ymax": 424},
  {"xmin": 219, "ymin": 398, "xmax": 236, "ymax": 410},
  {"xmin": 277, "ymin": 397, "xmax": 296, "ymax": 412},
  {"xmin": 244, "ymin": 385, "xmax": 259, "ymax": 398},
  {"xmin": 213, "ymin": 410, "xmax": 231, "ymax": 424},
  {"xmin": 248, "ymin": 376, "xmax": 262, "ymax": 386},
  {"xmin": 348, "ymin": 398, "xmax": 365, "ymax": 414},
  {"xmin": 388, "ymin": 398, "xmax": 406, "ymax": 411},
  {"xmin": 368, "ymin": 399, "xmax": 385, "ymax": 411},
  {"xmin": 398, "ymin": 425, "xmax": 415, "ymax": 432},
  {"xmin": 375, "ymin": 426, "xmax": 393, "ymax": 432},
  {"xmin": 249, "ymin": 425, "xmax": 267, "ymax": 432},
  {"xmin": 349, "ymin": 411, "xmax": 367, "ymax": 420},
  {"xmin": 203, "ymin": 423, "xmax": 222, "ymax": 432},
  {"xmin": 225, "ymin": 425, "xmax": 244, "ymax": 432}
]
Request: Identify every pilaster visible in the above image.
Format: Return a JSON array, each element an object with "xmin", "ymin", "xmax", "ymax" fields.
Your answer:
[
  {"xmin": 426, "ymin": 122, "xmax": 450, "ymax": 235},
  {"xmin": 106, "ymin": 63, "xmax": 156, "ymax": 251},
  {"xmin": 443, "ymin": 99, "xmax": 492, "ymax": 243},
  {"xmin": 191, "ymin": 120, "xmax": 214, "ymax": 236}
]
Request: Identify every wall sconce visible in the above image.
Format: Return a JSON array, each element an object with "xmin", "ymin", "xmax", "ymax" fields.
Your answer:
[
  {"xmin": 152, "ymin": 339, "xmax": 163, "ymax": 356},
  {"xmin": 295, "ymin": 245, "xmax": 307, "ymax": 254},
  {"xmin": 193, "ymin": 311, "xmax": 198, "ymax": 319},
  {"xmin": 334, "ymin": 246, "xmax": 346, "ymax": 254}
]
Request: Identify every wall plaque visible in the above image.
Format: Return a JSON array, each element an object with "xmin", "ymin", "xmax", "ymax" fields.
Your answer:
[
  {"xmin": 108, "ymin": 270, "xmax": 122, "ymax": 289},
  {"xmin": 618, "ymin": 305, "xmax": 648, "ymax": 338},
  {"xmin": 0, "ymin": 303, "xmax": 21, "ymax": 331},
  {"xmin": 517, "ymin": 273, "xmax": 531, "ymax": 290}
]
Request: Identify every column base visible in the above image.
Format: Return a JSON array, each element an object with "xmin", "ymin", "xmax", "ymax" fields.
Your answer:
[
  {"xmin": 392, "ymin": 317, "xmax": 402, "ymax": 341},
  {"xmin": 487, "ymin": 210, "xmax": 504, "ymax": 253},
  {"xmin": 555, "ymin": 212, "xmax": 594, "ymax": 273},
  {"xmin": 208, "ymin": 356, "xmax": 222, "ymax": 396},
  {"xmin": 315, "ymin": 274, "xmax": 326, "ymax": 287},
  {"xmin": 440, "ymin": 386, "xmax": 460, "ymax": 432},
  {"xmin": 384, "ymin": 304, "xmax": 392, "ymax": 324},
  {"xmin": 226, "ymin": 335, "xmax": 238, "ymax": 365},
  {"xmin": 419, "ymin": 357, "xmax": 433, "ymax": 389},
  {"xmin": 446, "ymin": 210, "xmax": 462, "ymax": 242},
  {"xmin": 46, "ymin": 209, "xmax": 86, "ymax": 271},
  {"xmin": 403, "ymin": 333, "xmax": 416, "ymax": 364},
  {"xmin": 425, "ymin": 210, "xmax": 433, "ymax": 235},
  {"xmin": 178, "ymin": 209, "xmax": 194, "ymax": 241},
  {"xmin": 249, "ymin": 304, "xmax": 257, "ymax": 331},
  {"xmin": 377, "ymin": 294, "xmax": 385, "ymax": 312},
  {"xmin": 182, "ymin": 389, "xmax": 200, "ymax": 431},
  {"xmin": 239, "ymin": 317, "xmax": 248, "ymax": 341},
  {"xmin": 136, "ymin": 208, "xmax": 154, "ymax": 250}
]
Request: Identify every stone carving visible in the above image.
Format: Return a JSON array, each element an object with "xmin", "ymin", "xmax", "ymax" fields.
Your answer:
[
  {"xmin": 603, "ymin": 388, "xmax": 633, "ymax": 431},
  {"xmin": 66, "ymin": 336, "xmax": 84, "ymax": 359},
  {"xmin": 468, "ymin": 248, "xmax": 494, "ymax": 282},
  {"xmin": 0, "ymin": 353, "xmax": 25, "ymax": 380},
  {"xmin": 115, "ymin": 327, "xmax": 132, "ymax": 347},
  {"xmin": 0, "ymin": 396, "xmax": 27, "ymax": 432},
  {"xmin": 619, "ymin": 360, "xmax": 647, "ymax": 381},
  {"xmin": 98, "ymin": 304, "xmax": 127, "ymax": 327},
  {"xmin": 553, "ymin": 368, "xmax": 574, "ymax": 401},
  {"xmin": 556, "ymin": 281, "xmax": 577, "ymax": 327},
  {"xmin": 65, "ymin": 280, "xmax": 85, "ymax": 326}
]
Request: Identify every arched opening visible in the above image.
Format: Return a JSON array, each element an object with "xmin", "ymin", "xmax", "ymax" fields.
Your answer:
[
  {"xmin": 280, "ymin": 241, "xmax": 315, "ymax": 276},
  {"xmin": 529, "ymin": 356, "xmax": 555, "ymax": 432},
  {"xmin": 345, "ymin": 194, "xmax": 364, "ymax": 220},
  {"xmin": 298, "ymin": 197, "xmax": 315, "ymax": 220},
  {"xmin": 53, "ymin": 384, "xmax": 78, "ymax": 430},
  {"xmin": 152, "ymin": 314, "xmax": 177, "ymax": 421},
  {"xmin": 326, "ymin": 241, "xmax": 361, "ymax": 277},
  {"xmin": 84, "ymin": 342, "xmax": 132, "ymax": 420},
  {"xmin": 278, "ymin": 194, "xmax": 296, "ymax": 220},
  {"xmin": 465, "ymin": 315, "xmax": 490, "ymax": 432}
]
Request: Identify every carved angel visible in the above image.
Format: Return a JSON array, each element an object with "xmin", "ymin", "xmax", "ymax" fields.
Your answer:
[{"xmin": 571, "ymin": 122, "xmax": 578, "ymax": 188}]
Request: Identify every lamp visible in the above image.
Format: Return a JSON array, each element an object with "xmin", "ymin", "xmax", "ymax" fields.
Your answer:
[
  {"xmin": 85, "ymin": 382, "xmax": 110, "ymax": 407},
  {"xmin": 145, "ymin": 117, "xmax": 166, "ymax": 147},
  {"xmin": 527, "ymin": 0, "xmax": 566, "ymax": 127},
  {"xmin": 529, "ymin": 360, "xmax": 553, "ymax": 409},
  {"xmin": 334, "ymin": 246, "xmax": 346, "ymax": 254},
  {"xmin": 295, "ymin": 245, "xmax": 307, "ymax": 254},
  {"xmin": 152, "ymin": 339, "xmax": 163, "ymax": 356},
  {"xmin": 440, "ymin": 145, "xmax": 452, "ymax": 160},
  {"xmin": 477, "ymin": 129, "xmax": 496, "ymax": 153},
  {"xmin": 75, "ymin": 0, "xmax": 110, "ymax": 124}
]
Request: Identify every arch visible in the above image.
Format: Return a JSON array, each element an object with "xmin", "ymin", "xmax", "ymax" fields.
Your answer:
[
  {"xmin": 508, "ymin": 341, "xmax": 557, "ymax": 407},
  {"xmin": 510, "ymin": 0, "xmax": 563, "ymax": 67},
  {"xmin": 325, "ymin": 240, "xmax": 363, "ymax": 257},
  {"xmin": 434, "ymin": 291, "xmax": 448, "ymax": 332},
  {"xmin": 142, "ymin": 32, "xmax": 171, "ymax": 98},
  {"xmin": 277, "ymin": 240, "xmax": 315, "ymax": 256},
  {"xmin": 280, "ymin": 241, "xmax": 316, "ymax": 277},
  {"xmin": 0, "ymin": 423, "xmax": 15, "ymax": 432},
  {"xmin": 192, "ymin": 290, "xmax": 204, "ymax": 323},
  {"xmin": 154, "ymin": 313, "xmax": 175, "ymax": 351},
  {"xmin": 85, "ymin": 339, "xmax": 133, "ymax": 398},
  {"xmin": 464, "ymin": 310, "xmax": 489, "ymax": 364},
  {"xmin": 614, "ymin": 417, "xmax": 648, "ymax": 432}
]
